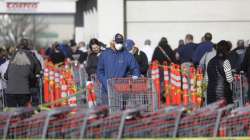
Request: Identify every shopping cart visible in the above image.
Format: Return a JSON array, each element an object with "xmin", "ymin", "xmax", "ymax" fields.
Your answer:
[
  {"xmin": 219, "ymin": 106, "xmax": 250, "ymax": 136},
  {"xmin": 107, "ymin": 78, "xmax": 158, "ymax": 113},
  {"xmin": 177, "ymin": 100, "xmax": 233, "ymax": 137},
  {"xmin": 47, "ymin": 105, "xmax": 108, "ymax": 139},
  {"xmin": 83, "ymin": 109, "xmax": 122, "ymax": 138},
  {"xmin": 120, "ymin": 106, "xmax": 185, "ymax": 138},
  {"xmin": 7, "ymin": 106, "xmax": 75, "ymax": 139},
  {"xmin": 0, "ymin": 107, "xmax": 35, "ymax": 139},
  {"xmin": 231, "ymin": 71, "xmax": 248, "ymax": 107}
]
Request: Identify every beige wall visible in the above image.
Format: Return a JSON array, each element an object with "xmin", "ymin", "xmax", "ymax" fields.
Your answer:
[{"xmin": 126, "ymin": 0, "xmax": 250, "ymax": 48}]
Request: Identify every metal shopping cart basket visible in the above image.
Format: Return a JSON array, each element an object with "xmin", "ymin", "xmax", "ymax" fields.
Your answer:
[
  {"xmin": 47, "ymin": 105, "xmax": 108, "ymax": 139},
  {"xmin": 219, "ymin": 105, "xmax": 250, "ymax": 136},
  {"xmin": 7, "ymin": 106, "xmax": 75, "ymax": 139},
  {"xmin": 176, "ymin": 100, "xmax": 234, "ymax": 137},
  {"xmin": 120, "ymin": 106, "xmax": 185, "ymax": 138},
  {"xmin": 107, "ymin": 78, "xmax": 158, "ymax": 113},
  {"xmin": 0, "ymin": 107, "xmax": 35, "ymax": 139}
]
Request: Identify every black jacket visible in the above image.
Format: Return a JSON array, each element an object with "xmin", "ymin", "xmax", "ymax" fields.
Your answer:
[
  {"xmin": 134, "ymin": 50, "xmax": 148, "ymax": 76},
  {"xmin": 229, "ymin": 47, "xmax": 245, "ymax": 71},
  {"xmin": 152, "ymin": 45, "xmax": 176, "ymax": 65},
  {"xmin": 50, "ymin": 50, "xmax": 65, "ymax": 65},
  {"xmin": 207, "ymin": 56, "xmax": 233, "ymax": 104},
  {"xmin": 86, "ymin": 53, "xmax": 99, "ymax": 80},
  {"xmin": 72, "ymin": 50, "xmax": 88, "ymax": 64},
  {"xmin": 241, "ymin": 47, "xmax": 250, "ymax": 82}
]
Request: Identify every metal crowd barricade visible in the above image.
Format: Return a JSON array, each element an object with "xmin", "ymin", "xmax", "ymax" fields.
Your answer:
[
  {"xmin": 38, "ymin": 75, "xmax": 44, "ymax": 105},
  {"xmin": 7, "ymin": 106, "xmax": 74, "ymax": 139},
  {"xmin": 71, "ymin": 63, "xmax": 88, "ymax": 105},
  {"xmin": 176, "ymin": 100, "xmax": 233, "ymax": 137},
  {"xmin": 120, "ymin": 106, "xmax": 184, "ymax": 138},
  {"xmin": 107, "ymin": 78, "xmax": 158, "ymax": 113},
  {"xmin": 219, "ymin": 106, "xmax": 250, "ymax": 136},
  {"xmin": 0, "ymin": 108, "xmax": 35, "ymax": 139},
  {"xmin": 91, "ymin": 74, "xmax": 104, "ymax": 106},
  {"xmin": 231, "ymin": 71, "xmax": 248, "ymax": 107}
]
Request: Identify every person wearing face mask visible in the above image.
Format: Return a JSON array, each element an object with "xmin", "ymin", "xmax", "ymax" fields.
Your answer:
[
  {"xmin": 126, "ymin": 39, "xmax": 148, "ymax": 77},
  {"xmin": 97, "ymin": 33, "xmax": 140, "ymax": 105},
  {"xmin": 207, "ymin": 40, "xmax": 233, "ymax": 105},
  {"xmin": 86, "ymin": 38, "xmax": 101, "ymax": 81}
]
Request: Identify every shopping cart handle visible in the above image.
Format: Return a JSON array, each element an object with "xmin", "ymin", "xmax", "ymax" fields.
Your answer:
[
  {"xmin": 123, "ymin": 106, "xmax": 147, "ymax": 116},
  {"xmin": 89, "ymin": 105, "xmax": 109, "ymax": 118},
  {"xmin": 36, "ymin": 74, "xmax": 40, "ymax": 78},
  {"xmin": 240, "ymin": 71, "xmax": 245, "ymax": 74},
  {"xmin": 231, "ymin": 69, "xmax": 237, "ymax": 73}
]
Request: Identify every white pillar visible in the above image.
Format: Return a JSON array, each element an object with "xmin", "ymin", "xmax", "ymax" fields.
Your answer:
[
  {"xmin": 75, "ymin": 27, "xmax": 84, "ymax": 44},
  {"xmin": 97, "ymin": 0, "xmax": 124, "ymax": 45}
]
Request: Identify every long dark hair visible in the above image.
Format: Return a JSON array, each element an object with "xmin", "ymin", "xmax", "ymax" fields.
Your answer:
[
  {"xmin": 216, "ymin": 40, "xmax": 231, "ymax": 59},
  {"xmin": 89, "ymin": 38, "xmax": 100, "ymax": 51},
  {"xmin": 159, "ymin": 37, "xmax": 168, "ymax": 48}
]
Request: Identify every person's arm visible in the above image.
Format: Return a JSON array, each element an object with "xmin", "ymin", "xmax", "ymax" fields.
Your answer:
[
  {"xmin": 96, "ymin": 53, "xmax": 108, "ymax": 90},
  {"xmin": 128, "ymin": 54, "xmax": 140, "ymax": 77},
  {"xmin": 223, "ymin": 59, "xmax": 233, "ymax": 83}
]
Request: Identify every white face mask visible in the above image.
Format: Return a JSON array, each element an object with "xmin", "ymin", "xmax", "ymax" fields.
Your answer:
[{"xmin": 115, "ymin": 43, "xmax": 123, "ymax": 51}]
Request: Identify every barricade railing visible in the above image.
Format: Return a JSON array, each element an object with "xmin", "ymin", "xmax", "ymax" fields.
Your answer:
[{"xmin": 42, "ymin": 60, "xmax": 88, "ymax": 108}]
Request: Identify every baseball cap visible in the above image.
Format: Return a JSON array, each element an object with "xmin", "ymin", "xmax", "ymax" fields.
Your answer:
[
  {"xmin": 125, "ymin": 39, "xmax": 135, "ymax": 51},
  {"xmin": 115, "ymin": 33, "xmax": 124, "ymax": 44}
]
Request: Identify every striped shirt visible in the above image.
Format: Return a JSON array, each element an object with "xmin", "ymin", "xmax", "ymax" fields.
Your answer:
[{"xmin": 223, "ymin": 59, "xmax": 233, "ymax": 83}]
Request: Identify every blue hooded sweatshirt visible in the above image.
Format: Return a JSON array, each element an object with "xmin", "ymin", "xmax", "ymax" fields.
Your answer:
[
  {"xmin": 97, "ymin": 48, "xmax": 140, "ymax": 93},
  {"xmin": 192, "ymin": 41, "xmax": 214, "ymax": 65},
  {"xmin": 59, "ymin": 44, "xmax": 72, "ymax": 58}
]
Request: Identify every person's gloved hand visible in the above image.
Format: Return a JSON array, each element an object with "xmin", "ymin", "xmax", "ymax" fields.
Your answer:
[{"xmin": 132, "ymin": 76, "xmax": 139, "ymax": 80}]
